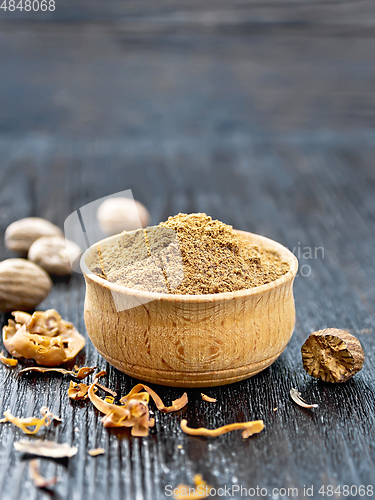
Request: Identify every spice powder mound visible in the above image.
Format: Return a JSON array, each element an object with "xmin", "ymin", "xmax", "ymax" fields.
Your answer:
[{"xmin": 94, "ymin": 213, "xmax": 289, "ymax": 295}]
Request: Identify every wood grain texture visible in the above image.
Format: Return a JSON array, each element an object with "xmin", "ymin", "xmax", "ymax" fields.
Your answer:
[{"xmin": 1, "ymin": 1, "xmax": 375, "ymax": 499}]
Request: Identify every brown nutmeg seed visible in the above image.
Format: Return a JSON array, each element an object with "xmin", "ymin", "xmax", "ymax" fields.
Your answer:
[{"xmin": 301, "ymin": 328, "xmax": 364, "ymax": 383}]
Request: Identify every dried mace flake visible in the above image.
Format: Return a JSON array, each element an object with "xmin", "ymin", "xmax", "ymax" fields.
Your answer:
[
  {"xmin": 180, "ymin": 419, "xmax": 264, "ymax": 439},
  {"xmin": 3, "ymin": 309, "xmax": 85, "ymax": 366},
  {"xmin": 120, "ymin": 384, "xmax": 188, "ymax": 413},
  {"xmin": 68, "ymin": 381, "xmax": 89, "ymax": 400},
  {"xmin": 88, "ymin": 447, "xmax": 105, "ymax": 457},
  {"xmin": 173, "ymin": 474, "xmax": 211, "ymax": 500},
  {"xmin": 14, "ymin": 439, "xmax": 77, "ymax": 458},
  {"xmin": 18, "ymin": 365, "xmax": 96, "ymax": 379},
  {"xmin": 0, "ymin": 406, "xmax": 60, "ymax": 434},
  {"xmin": 0, "ymin": 351, "xmax": 18, "ymax": 367},
  {"xmin": 29, "ymin": 460, "xmax": 59, "ymax": 489},
  {"xmin": 201, "ymin": 394, "xmax": 216, "ymax": 403},
  {"xmin": 87, "ymin": 372, "xmax": 188, "ymax": 437},
  {"xmin": 301, "ymin": 328, "xmax": 365, "ymax": 383},
  {"xmin": 290, "ymin": 388, "xmax": 318, "ymax": 409}
]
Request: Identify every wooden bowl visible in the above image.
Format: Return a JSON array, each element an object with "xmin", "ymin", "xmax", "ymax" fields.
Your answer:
[{"xmin": 81, "ymin": 230, "xmax": 298, "ymax": 387}]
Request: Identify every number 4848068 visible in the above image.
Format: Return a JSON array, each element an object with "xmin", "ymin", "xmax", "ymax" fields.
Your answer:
[{"xmin": 1, "ymin": 0, "xmax": 55, "ymax": 11}]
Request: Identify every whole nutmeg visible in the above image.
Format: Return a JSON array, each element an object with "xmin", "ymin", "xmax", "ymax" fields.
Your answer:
[
  {"xmin": 301, "ymin": 328, "xmax": 365, "ymax": 383},
  {"xmin": 28, "ymin": 236, "xmax": 81, "ymax": 275},
  {"xmin": 5, "ymin": 217, "xmax": 63, "ymax": 255},
  {"xmin": 0, "ymin": 258, "xmax": 52, "ymax": 312},
  {"xmin": 97, "ymin": 197, "xmax": 150, "ymax": 235}
]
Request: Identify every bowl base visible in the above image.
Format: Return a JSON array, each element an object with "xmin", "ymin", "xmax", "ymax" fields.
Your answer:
[{"xmin": 97, "ymin": 349, "xmax": 283, "ymax": 387}]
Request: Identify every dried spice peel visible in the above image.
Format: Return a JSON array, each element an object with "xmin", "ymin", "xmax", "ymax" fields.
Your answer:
[
  {"xmin": 0, "ymin": 351, "xmax": 18, "ymax": 367},
  {"xmin": 180, "ymin": 419, "xmax": 264, "ymax": 439},
  {"xmin": 301, "ymin": 328, "xmax": 365, "ymax": 383},
  {"xmin": 2, "ymin": 309, "xmax": 85, "ymax": 366},
  {"xmin": 29, "ymin": 460, "xmax": 58, "ymax": 489},
  {"xmin": 290, "ymin": 388, "xmax": 318, "ymax": 409},
  {"xmin": 173, "ymin": 474, "xmax": 211, "ymax": 500},
  {"xmin": 1, "ymin": 406, "xmax": 60, "ymax": 434},
  {"xmin": 14, "ymin": 439, "xmax": 77, "ymax": 458}
]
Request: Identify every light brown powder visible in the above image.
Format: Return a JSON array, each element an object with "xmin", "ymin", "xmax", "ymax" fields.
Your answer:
[{"xmin": 93, "ymin": 213, "xmax": 289, "ymax": 295}]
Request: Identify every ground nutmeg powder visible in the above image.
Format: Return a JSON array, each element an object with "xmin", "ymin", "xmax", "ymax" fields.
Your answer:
[{"xmin": 93, "ymin": 213, "xmax": 289, "ymax": 295}]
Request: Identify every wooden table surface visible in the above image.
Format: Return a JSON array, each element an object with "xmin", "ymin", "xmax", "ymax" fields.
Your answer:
[{"xmin": 1, "ymin": 1, "xmax": 375, "ymax": 499}]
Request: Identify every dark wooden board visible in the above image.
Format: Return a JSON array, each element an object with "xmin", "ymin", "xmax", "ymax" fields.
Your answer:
[{"xmin": 1, "ymin": 2, "xmax": 375, "ymax": 499}]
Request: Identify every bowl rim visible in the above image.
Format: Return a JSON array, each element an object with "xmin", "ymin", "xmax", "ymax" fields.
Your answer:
[{"xmin": 80, "ymin": 228, "xmax": 298, "ymax": 303}]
